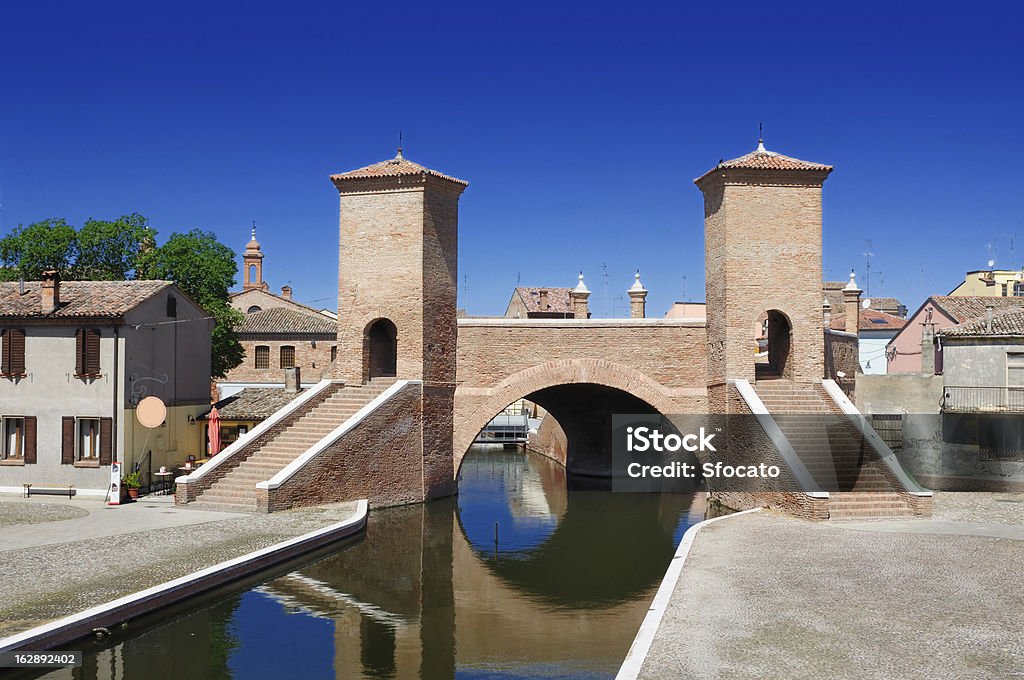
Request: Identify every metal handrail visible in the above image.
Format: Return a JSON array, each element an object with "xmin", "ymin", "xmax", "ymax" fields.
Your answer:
[{"xmin": 941, "ymin": 385, "xmax": 1024, "ymax": 413}]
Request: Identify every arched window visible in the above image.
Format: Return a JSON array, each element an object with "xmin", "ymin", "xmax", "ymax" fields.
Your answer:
[
  {"xmin": 280, "ymin": 345, "xmax": 296, "ymax": 369},
  {"xmin": 254, "ymin": 346, "xmax": 270, "ymax": 369},
  {"xmin": 247, "ymin": 305, "xmax": 262, "ymax": 313}
]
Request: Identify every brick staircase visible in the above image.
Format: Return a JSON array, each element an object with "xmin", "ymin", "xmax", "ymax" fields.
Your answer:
[
  {"xmin": 753, "ymin": 379, "xmax": 915, "ymax": 519},
  {"xmin": 189, "ymin": 379, "xmax": 395, "ymax": 512}
]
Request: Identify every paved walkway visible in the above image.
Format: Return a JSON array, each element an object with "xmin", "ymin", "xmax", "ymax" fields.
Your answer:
[
  {"xmin": 638, "ymin": 494, "xmax": 1024, "ymax": 679},
  {"xmin": 0, "ymin": 496, "xmax": 360, "ymax": 637}
]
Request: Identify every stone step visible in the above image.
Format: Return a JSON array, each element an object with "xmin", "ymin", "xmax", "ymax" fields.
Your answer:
[{"xmin": 186, "ymin": 500, "xmax": 258, "ymax": 513}]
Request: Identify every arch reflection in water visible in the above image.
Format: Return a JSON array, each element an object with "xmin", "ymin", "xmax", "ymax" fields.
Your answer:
[{"xmin": 39, "ymin": 447, "xmax": 701, "ymax": 680}]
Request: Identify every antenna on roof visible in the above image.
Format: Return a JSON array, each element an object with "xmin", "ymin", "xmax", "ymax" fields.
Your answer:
[
  {"xmin": 251, "ymin": 220, "xmax": 256, "ymax": 240},
  {"xmin": 863, "ymin": 239, "xmax": 873, "ymax": 297},
  {"xmin": 757, "ymin": 122, "xmax": 766, "ymax": 152},
  {"xmin": 397, "ymin": 130, "xmax": 404, "ymax": 159},
  {"xmin": 602, "ymin": 263, "xmax": 610, "ymax": 317}
]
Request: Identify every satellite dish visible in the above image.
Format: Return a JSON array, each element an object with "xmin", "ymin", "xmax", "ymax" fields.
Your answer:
[
  {"xmin": 862, "ymin": 298, "xmax": 872, "ymax": 309},
  {"xmin": 136, "ymin": 396, "xmax": 167, "ymax": 428},
  {"xmin": 988, "ymin": 259, "xmax": 996, "ymax": 268}
]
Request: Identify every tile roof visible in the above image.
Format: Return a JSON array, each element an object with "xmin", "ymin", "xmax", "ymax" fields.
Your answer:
[
  {"xmin": 829, "ymin": 308, "xmax": 907, "ymax": 332},
  {"xmin": 928, "ymin": 296, "xmax": 1024, "ymax": 323},
  {"xmin": 330, "ymin": 152, "xmax": 468, "ymax": 186},
  {"xmin": 0, "ymin": 280, "xmax": 173, "ymax": 318},
  {"xmin": 236, "ymin": 307, "xmax": 337, "ymax": 335},
  {"xmin": 513, "ymin": 287, "xmax": 575, "ymax": 315},
  {"xmin": 940, "ymin": 308, "xmax": 1024, "ymax": 337},
  {"xmin": 200, "ymin": 388, "xmax": 305, "ymax": 421},
  {"xmin": 695, "ymin": 143, "xmax": 833, "ymax": 183}
]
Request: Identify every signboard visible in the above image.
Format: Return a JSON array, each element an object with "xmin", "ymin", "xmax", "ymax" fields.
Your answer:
[{"xmin": 107, "ymin": 461, "xmax": 122, "ymax": 506}]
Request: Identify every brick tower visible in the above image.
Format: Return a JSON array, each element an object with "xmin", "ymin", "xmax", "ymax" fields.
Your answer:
[
  {"xmin": 696, "ymin": 139, "xmax": 833, "ymax": 405},
  {"xmin": 330, "ymin": 149, "xmax": 467, "ymax": 498}
]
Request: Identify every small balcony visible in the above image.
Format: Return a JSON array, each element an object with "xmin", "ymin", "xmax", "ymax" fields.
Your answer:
[{"xmin": 942, "ymin": 386, "xmax": 1024, "ymax": 413}]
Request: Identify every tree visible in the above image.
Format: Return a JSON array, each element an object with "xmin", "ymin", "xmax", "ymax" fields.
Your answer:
[
  {"xmin": 140, "ymin": 229, "xmax": 245, "ymax": 378},
  {"xmin": 75, "ymin": 213, "xmax": 157, "ymax": 280},
  {"xmin": 0, "ymin": 219, "xmax": 78, "ymax": 281}
]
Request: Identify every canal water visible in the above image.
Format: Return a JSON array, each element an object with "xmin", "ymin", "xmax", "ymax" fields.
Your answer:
[{"xmin": 35, "ymin": 446, "xmax": 703, "ymax": 680}]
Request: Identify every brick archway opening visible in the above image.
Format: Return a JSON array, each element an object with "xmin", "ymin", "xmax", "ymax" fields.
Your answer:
[
  {"xmin": 758, "ymin": 309, "xmax": 793, "ymax": 381},
  {"xmin": 364, "ymin": 318, "xmax": 397, "ymax": 381},
  {"xmin": 460, "ymin": 383, "xmax": 662, "ymax": 479}
]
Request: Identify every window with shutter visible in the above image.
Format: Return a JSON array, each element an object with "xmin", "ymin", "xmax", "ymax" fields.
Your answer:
[
  {"xmin": 2, "ymin": 417, "xmax": 25, "ymax": 459},
  {"xmin": 23, "ymin": 416, "xmax": 36, "ymax": 464},
  {"xmin": 1008, "ymin": 353, "xmax": 1024, "ymax": 387},
  {"xmin": 99, "ymin": 417, "xmax": 113, "ymax": 466},
  {"xmin": 0, "ymin": 329, "xmax": 9, "ymax": 375},
  {"xmin": 1, "ymin": 329, "xmax": 25, "ymax": 377},
  {"xmin": 77, "ymin": 418, "xmax": 101, "ymax": 460},
  {"xmin": 76, "ymin": 329, "xmax": 101, "ymax": 377},
  {"xmin": 75, "ymin": 329, "xmax": 85, "ymax": 376}
]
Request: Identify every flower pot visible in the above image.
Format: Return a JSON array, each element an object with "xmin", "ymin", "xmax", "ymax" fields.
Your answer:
[{"xmin": 128, "ymin": 488, "xmax": 140, "ymax": 500}]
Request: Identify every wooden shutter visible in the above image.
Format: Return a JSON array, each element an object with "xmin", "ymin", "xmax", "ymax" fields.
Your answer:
[
  {"xmin": 86, "ymin": 329, "xmax": 101, "ymax": 376},
  {"xmin": 75, "ymin": 329, "xmax": 85, "ymax": 376},
  {"xmin": 61, "ymin": 417, "xmax": 75, "ymax": 464},
  {"xmin": 0, "ymin": 329, "xmax": 9, "ymax": 375},
  {"xmin": 23, "ymin": 416, "xmax": 36, "ymax": 464},
  {"xmin": 99, "ymin": 417, "xmax": 113, "ymax": 465},
  {"xmin": 9, "ymin": 329, "xmax": 25, "ymax": 375}
]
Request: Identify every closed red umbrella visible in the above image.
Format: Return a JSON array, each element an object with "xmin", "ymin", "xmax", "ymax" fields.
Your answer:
[{"xmin": 208, "ymin": 406, "xmax": 222, "ymax": 456}]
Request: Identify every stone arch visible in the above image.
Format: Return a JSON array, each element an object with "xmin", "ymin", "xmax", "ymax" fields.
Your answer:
[
  {"xmin": 757, "ymin": 308, "xmax": 793, "ymax": 380},
  {"xmin": 364, "ymin": 318, "xmax": 397, "ymax": 381},
  {"xmin": 454, "ymin": 358, "xmax": 683, "ymax": 476}
]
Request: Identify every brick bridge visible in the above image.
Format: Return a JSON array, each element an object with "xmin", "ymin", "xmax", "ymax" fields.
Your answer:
[{"xmin": 178, "ymin": 142, "xmax": 931, "ymax": 520}]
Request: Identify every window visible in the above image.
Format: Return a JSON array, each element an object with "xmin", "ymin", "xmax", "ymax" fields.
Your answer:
[
  {"xmin": 247, "ymin": 305, "xmax": 263, "ymax": 313},
  {"xmin": 1014, "ymin": 282, "xmax": 1024, "ymax": 297},
  {"xmin": 75, "ymin": 328, "xmax": 101, "ymax": 377},
  {"xmin": 330, "ymin": 345, "xmax": 337, "ymax": 363},
  {"xmin": 1008, "ymin": 353, "xmax": 1024, "ymax": 387},
  {"xmin": 78, "ymin": 418, "xmax": 101, "ymax": 460},
  {"xmin": 61, "ymin": 416, "xmax": 111, "ymax": 465},
  {"xmin": 166, "ymin": 295, "xmax": 177, "ymax": 318},
  {"xmin": 3, "ymin": 417, "xmax": 24, "ymax": 459},
  {"xmin": 254, "ymin": 345, "xmax": 270, "ymax": 369},
  {"xmin": 280, "ymin": 345, "xmax": 296, "ymax": 369},
  {"xmin": 1, "ymin": 328, "xmax": 26, "ymax": 377}
]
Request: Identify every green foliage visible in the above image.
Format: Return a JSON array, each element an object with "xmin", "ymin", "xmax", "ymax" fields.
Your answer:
[
  {"xmin": 123, "ymin": 471, "xmax": 142, "ymax": 488},
  {"xmin": 76, "ymin": 213, "xmax": 156, "ymax": 280},
  {"xmin": 0, "ymin": 219, "xmax": 78, "ymax": 281},
  {"xmin": 139, "ymin": 229, "xmax": 244, "ymax": 378}
]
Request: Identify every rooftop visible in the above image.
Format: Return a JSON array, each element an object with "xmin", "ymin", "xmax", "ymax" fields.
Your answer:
[
  {"xmin": 929, "ymin": 295, "xmax": 1024, "ymax": 323},
  {"xmin": 510, "ymin": 287, "xmax": 574, "ymax": 315},
  {"xmin": 200, "ymin": 387, "xmax": 304, "ymax": 421},
  {"xmin": 828, "ymin": 308, "xmax": 908, "ymax": 332},
  {"xmin": 236, "ymin": 307, "xmax": 337, "ymax": 335},
  {"xmin": 695, "ymin": 140, "xmax": 833, "ymax": 184},
  {"xmin": 941, "ymin": 308, "xmax": 1024, "ymax": 338},
  {"xmin": 0, "ymin": 279, "xmax": 174, "ymax": 318},
  {"xmin": 330, "ymin": 150, "xmax": 468, "ymax": 186}
]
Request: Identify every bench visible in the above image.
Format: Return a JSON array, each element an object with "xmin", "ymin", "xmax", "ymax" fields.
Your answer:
[{"xmin": 22, "ymin": 484, "xmax": 76, "ymax": 498}]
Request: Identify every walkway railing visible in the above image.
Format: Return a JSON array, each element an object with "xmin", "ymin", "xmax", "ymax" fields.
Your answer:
[{"xmin": 942, "ymin": 385, "xmax": 1024, "ymax": 413}]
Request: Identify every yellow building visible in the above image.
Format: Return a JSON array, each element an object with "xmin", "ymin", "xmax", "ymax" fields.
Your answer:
[{"xmin": 949, "ymin": 269, "xmax": 1024, "ymax": 298}]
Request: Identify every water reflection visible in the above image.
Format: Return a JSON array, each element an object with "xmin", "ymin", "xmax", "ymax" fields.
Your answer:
[{"xmin": 35, "ymin": 446, "xmax": 701, "ymax": 680}]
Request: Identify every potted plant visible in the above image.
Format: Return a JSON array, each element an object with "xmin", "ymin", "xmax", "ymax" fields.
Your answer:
[{"xmin": 123, "ymin": 471, "xmax": 142, "ymax": 500}]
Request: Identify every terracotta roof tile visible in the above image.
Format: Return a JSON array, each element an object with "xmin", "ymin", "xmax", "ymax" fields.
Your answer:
[
  {"xmin": 940, "ymin": 307, "xmax": 1024, "ymax": 337},
  {"xmin": 0, "ymin": 280, "xmax": 173, "ymax": 318},
  {"xmin": 236, "ymin": 307, "xmax": 336, "ymax": 335},
  {"xmin": 514, "ymin": 287, "xmax": 574, "ymax": 315},
  {"xmin": 695, "ymin": 143, "xmax": 832, "ymax": 183},
  {"xmin": 330, "ymin": 153, "xmax": 467, "ymax": 186},
  {"xmin": 200, "ymin": 388, "xmax": 305, "ymax": 421},
  {"xmin": 828, "ymin": 308, "xmax": 907, "ymax": 332},
  {"xmin": 929, "ymin": 296, "xmax": 1024, "ymax": 323}
]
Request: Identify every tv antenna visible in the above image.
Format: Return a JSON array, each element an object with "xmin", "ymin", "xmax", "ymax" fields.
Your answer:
[
  {"xmin": 682, "ymin": 275, "xmax": 687, "ymax": 300},
  {"xmin": 602, "ymin": 263, "xmax": 610, "ymax": 317},
  {"xmin": 863, "ymin": 239, "xmax": 874, "ymax": 298}
]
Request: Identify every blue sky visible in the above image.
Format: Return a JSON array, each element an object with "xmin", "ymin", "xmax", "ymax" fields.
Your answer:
[{"xmin": 1, "ymin": 2, "xmax": 1022, "ymax": 316}]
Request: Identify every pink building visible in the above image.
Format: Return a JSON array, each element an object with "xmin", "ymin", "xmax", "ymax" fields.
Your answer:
[{"xmin": 888, "ymin": 296, "xmax": 1024, "ymax": 373}]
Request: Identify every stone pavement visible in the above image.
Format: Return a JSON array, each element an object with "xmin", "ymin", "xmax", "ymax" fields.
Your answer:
[
  {"xmin": 638, "ymin": 493, "xmax": 1024, "ymax": 679},
  {"xmin": 0, "ymin": 496, "xmax": 360, "ymax": 637}
]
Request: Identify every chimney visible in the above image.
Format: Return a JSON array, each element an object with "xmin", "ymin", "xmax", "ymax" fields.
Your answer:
[
  {"xmin": 921, "ymin": 323, "xmax": 936, "ymax": 375},
  {"xmin": 986, "ymin": 304, "xmax": 994, "ymax": 333},
  {"xmin": 570, "ymin": 273, "xmax": 591, "ymax": 319},
  {"xmin": 281, "ymin": 285, "xmax": 293, "ymax": 301},
  {"xmin": 284, "ymin": 366, "xmax": 301, "ymax": 393},
  {"xmin": 842, "ymin": 269, "xmax": 862, "ymax": 336},
  {"xmin": 538, "ymin": 289, "xmax": 548, "ymax": 311},
  {"xmin": 41, "ymin": 270, "xmax": 60, "ymax": 314},
  {"xmin": 628, "ymin": 271, "xmax": 648, "ymax": 319},
  {"xmin": 822, "ymin": 297, "xmax": 832, "ymax": 329}
]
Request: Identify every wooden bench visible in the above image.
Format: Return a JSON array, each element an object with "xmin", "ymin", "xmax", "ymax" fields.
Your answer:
[{"xmin": 23, "ymin": 484, "xmax": 76, "ymax": 498}]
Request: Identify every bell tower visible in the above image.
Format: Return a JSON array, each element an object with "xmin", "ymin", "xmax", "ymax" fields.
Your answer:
[
  {"xmin": 696, "ymin": 139, "xmax": 832, "ymax": 404},
  {"xmin": 242, "ymin": 223, "xmax": 267, "ymax": 291}
]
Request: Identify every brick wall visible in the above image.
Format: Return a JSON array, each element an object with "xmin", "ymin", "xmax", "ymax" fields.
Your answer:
[{"xmin": 223, "ymin": 336, "xmax": 337, "ymax": 383}]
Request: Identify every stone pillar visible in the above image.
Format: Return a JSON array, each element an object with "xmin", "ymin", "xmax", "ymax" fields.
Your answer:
[
  {"xmin": 843, "ymin": 270, "xmax": 862, "ymax": 336},
  {"xmin": 570, "ymin": 273, "xmax": 590, "ymax": 319},
  {"xmin": 284, "ymin": 366, "xmax": 301, "ymax": 393},
  {"xmin": 628, "ymin": 271, "xmax": 647, "ymax": 319},
  {"xmin": 921, "ymin": 323, "xmax": 936, "ymax": 375}
]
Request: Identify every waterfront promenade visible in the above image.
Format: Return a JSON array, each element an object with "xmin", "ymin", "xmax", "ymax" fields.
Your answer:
[
  {"xmin": 635, "ymin": 492, "xmax": 1024, "ymax": 679},
  {"xmin": 0, "ymin": 497, "xmax": 359, "ymax": 637}
]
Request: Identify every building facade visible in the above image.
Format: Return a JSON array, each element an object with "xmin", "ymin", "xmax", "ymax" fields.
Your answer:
[{"xmin": 0, "ymin": 275, "xmax": 212, "ymax": 495}]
